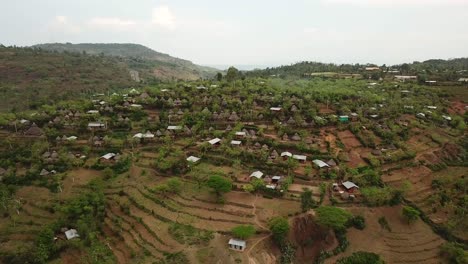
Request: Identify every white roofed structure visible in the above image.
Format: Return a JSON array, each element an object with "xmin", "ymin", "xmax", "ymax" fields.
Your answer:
[{"xmin": 313, "ymin": 159, "xmax": 330, "ymax": 168}]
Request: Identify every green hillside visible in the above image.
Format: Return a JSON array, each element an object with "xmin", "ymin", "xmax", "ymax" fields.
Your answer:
[
  {"xmin": 0, "ymin": 46, "xmax": 137, "ymax": 111},
  {"xmin": 33, "ymin": 43, "xmax": 219, "ymax": 81}
]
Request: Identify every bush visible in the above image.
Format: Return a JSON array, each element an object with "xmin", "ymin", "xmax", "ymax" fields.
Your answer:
[
  {"xmin": 231, "ymin": 225, "xmax": 256, "ymax": 240},
  {"xmin": 402, "ymin": 206, "xmax": 420, "ymax": 224},
  {"xmin": 378, "ymin": 217, "xmax": 391, "ymax": 232},
  {"xmin": 316, "ymin": 206, "xmax": 352, "ymax": 231},
  {"xmin": 347, "ymin": 215, "xmax": 366, "ymax": 230},
  {"xmin": 440, "ymin": 242, "xmax": 468, "ymax": 264},
  {"xmin": 268, "ymin": 216, "xmax": 289, "ymax": 245},
  {"xmin": 337, "ymin": 251, "xmax": 384, "ymax": 264}
]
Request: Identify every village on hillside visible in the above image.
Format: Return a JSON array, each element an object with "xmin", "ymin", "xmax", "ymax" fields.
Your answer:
[{"xmin": 0, "ymin": 70, "xmax": 467, "ymax": 264}]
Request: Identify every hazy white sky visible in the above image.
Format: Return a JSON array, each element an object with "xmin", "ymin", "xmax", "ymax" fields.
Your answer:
[{"xmin": 1, "ymin": 0, "xmax": 468, "ymax": 66}]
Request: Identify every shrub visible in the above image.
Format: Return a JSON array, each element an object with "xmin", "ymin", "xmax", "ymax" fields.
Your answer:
[
  {"xmin": 337, "ymin": 251, "xmax": 384, "ymax": 264},
  {"xmin": 347, "ymin": 215, "xmax": 366, "ymax": 230},
  {"xmin": 378, "ymin": 216, "xmax": 391, "ymax": 232},
  {"xmin": 402, "ymin": 206, "xmax": 420, "ymax": 224},
  {"xmin": 440, "ymin": 242, "xmax": 468, "ymax": 264},
  {"xmin": 316, "ymin": 206, "xmax": 352, "ymax": 231},
  {"xmin": 268, "ymin": 216, "xmax": 289, "ymax": 245},
  {"xmin": 231, "ymin": 225, "xmax": 256, "ymax": 240}
]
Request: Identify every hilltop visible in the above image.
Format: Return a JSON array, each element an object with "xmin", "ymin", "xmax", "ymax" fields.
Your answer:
[
  {"xmin": 0, "ymin": 46, "xmax": 136, "ymax": 111},
  {"xmin": 33, "ymin": 43, "xmax": 219, "ymax": 81},
  {"xmin": 245, "ymin": 58, "xmax": 468, "ymax": 81}
]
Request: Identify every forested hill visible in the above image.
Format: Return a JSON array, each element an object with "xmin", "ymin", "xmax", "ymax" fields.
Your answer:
[
  {"xmin": 33, "ymin": 43, "xmax": 219, "ymax": 81},
  {"xmin": 0, "ymin": 46, "xmax": 136, "ymax": 111},
  {"xmin": 245, "ymin": 58, "xmax": 468, "ymax": 80}
]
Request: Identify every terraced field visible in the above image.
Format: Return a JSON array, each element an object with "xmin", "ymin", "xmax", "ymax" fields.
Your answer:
[
  {"xmin": 326, "ymin": 206, "xmax": 446, "ymax": 264},
  {"xmin": 101, "ymin": 171, "xmax": 280, "ymax": 263}
]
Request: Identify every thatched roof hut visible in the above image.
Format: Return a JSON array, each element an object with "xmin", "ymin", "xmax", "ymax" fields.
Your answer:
[
  {"xmin": 25, "ymin": 123, "xmax": 43, "ymax": 136},
  {"xmin": 291, "ymin": 133, "xmax": 301, "ymax": 141}
]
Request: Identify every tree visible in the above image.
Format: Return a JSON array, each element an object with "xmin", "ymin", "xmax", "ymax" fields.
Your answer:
[
  {"xmin": 440, "ymin": 242, "xmax": 468, "ymax": 264},
  {"xmin": 268, "ymin": 216, "xmax": 289, "ymax": 245},
  {"xmin": 300, "ymin": 188, "xmax": 316, "ymax": 212},
  {"xmin": 167, "ymin": 178, "xmax": 182, "ymax": 194},
  {"xmin": 337, "ymin": 251, "xmax": 384, "ymax": 264},
  {"xmin": 206, "ymin": 175, "xmax": 232, "ymax": 197},
  {"xmin": 102, "ymin": 167, "xmax": 114, "ymax": 179},
  {"xmin": 215, "ymin": 72, "xmax": 223, "ymax": 81},
  {"xmin": 315, "ymin": 206, "xmax": 352, "ymax": 231},
  {"xmin": 243, "ymin": 184, "xmax": 255, "ymax": 193},
  {"xmin": 402, "ymin": 206, "xmax": 420, "ymax": 224},
  {"xmin": 226, "ymin": 66, "xmax": 239, "ymax": 82},
  {"xmin": 231, "ymin": 225, "xmax": 256, "ymax": 240},
  {"xmin": 153, "ymin": 184, "xmax": 170, "ymax": 196}
]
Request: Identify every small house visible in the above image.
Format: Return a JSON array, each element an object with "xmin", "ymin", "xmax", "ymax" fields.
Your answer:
[
  {"xmin": 292, "ymin": 154, "xmax": 307, "ymax": 163},
  {"xmin": 339, "ymin": 115, "xmax": 349, "ymax": 123},
  {"xmin": 313, "ymin": 159, "xmax": 330, "ymax": 169},
  {"xmin": 231, "ymin": 140, "xmax": 242, "ymax": 146},
  {"xmin": 208, "ymin": 138, "xmax": 221, "ymax": 146},
  {"xmin": 270, "ymin": 107, "xmax": 282, "ymax": 112},
  {"xmin": 167, "ymin": 126, "xmax": 182, "ymax": 131},
  {"xmin": 186, "ymin": 156, "xmax": 200, "ymax": 163},
  {"xmin": 281, "ymin": 152, "xmax": 293, "ymax": 160},
  {"xmin": 64, "ymin": 229, "xmax": 80, "ymax": 240},
  {"xmin": 342, "ymin": 181, "xmax": 359, "ymax": 193},
  {"xmin": 235, "ymin": 131, "xmax": 247, "ymax": 138},
  {"xmin": 250, "ymin": 171, "xmax": 264, "ymax": 179},
  {"xmin": 228, "ymin": 238, "xmax": 246, "ymax": 251},
  {"xmin": 88, "ymin": 122, "xmax": 106, "ymax": 130},
  {"xmin": 100, "ymin": 153, "xmax": 117, "ymax": 163}
]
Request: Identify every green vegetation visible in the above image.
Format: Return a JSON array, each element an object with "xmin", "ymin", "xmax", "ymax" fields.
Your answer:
[
  {"xmin": 402, "ymin": 206, "xmax": 420, "ymax": 224},
  {"xmin": 268, "ymin": 216, "xmax": 290, "ymax": 245},
  {"xmin": 168, "ymin": 223, "xmax": 214, "ymax": 245},
  {"xmin": 206, "ymin": 175, "xmax": 232, "ymax": 199},
  {"xmin": 316, "ymin": 206, "xmax": 353, "ymax": 231},
  {"xmin": 440, "ymin": 242, "xmax": 468, "ymax": 264},
  {"xmin": 231, "ymin": 225, "xmax": 256, "ymax": 240},
  {"xmin": 337, "ymin": 251, "xmax": 385, "ymax": 264},
  {"xmin": 300, "ymin": 188, "xmax": 317, "ymax": 212}
]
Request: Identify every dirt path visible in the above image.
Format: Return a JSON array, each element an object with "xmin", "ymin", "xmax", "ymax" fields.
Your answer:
[{"xmin": 248, "ymin": 195, "xmax": 272, "ymax": 264}]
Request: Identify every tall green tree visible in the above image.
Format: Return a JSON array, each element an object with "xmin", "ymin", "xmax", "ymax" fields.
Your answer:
[
  {"xmin": 226, "ymin": 66, "xmax": 239, "ymax": 82},
  {"xmin": 300, "ymin": 188, "xmax": 316, "ymax": 212},
  {"xmin": 316, "ymin": 206, "xmax": 352, "ymax": 231},
  {"xmin": 268, "ymin": 216, "xmax": 289, "ymax": 245},
  {"xmin": 206, "ymin": 175, "xmax": 232, "ymax": 197}
]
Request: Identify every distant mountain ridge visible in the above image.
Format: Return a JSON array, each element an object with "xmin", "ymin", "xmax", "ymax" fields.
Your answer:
[{"xmin": 32, "ymin": 43, "xmax": 219, "ymax": 81}]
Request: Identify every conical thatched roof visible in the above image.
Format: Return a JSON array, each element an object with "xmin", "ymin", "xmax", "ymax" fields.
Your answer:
[
  {"xmin": 291, "ymin": 133, "xmax": 301, "ymax": 141},
  {"xmin": 225, "ymin": 125, "xmax": 232, "ymax": 131},
  {"xmin": 228, "ymin": 112, "xmax": 239, "ymax": 121},
  {"xmin": 270, "ymin": 150, "xmax": 279, "ymax": 158},
  {"xmin": 282, "ymin": 134, "xmax": 289, "ymax": 141},
  {"xmin": 25, "ymin": 123, "xmax": 43, "ymax": 136},
  {"xmin": 287, "ymin": 117, "xmax": 295, "ymax": 124}
]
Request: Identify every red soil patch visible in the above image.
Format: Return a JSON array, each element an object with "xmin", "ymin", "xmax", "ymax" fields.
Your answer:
[{"xmin": 337, "ymin": 130, "xmax": 362, "ymax": 149}]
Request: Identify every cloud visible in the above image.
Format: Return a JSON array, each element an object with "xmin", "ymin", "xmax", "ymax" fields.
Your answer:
[
  {"xmin": 55, "ymin": 16, "xmax": 67, "ymax": 24},
  {"xmin": 89, "ymin": 17, "xmax": 137, "ymax": 27},
  {"xmin": 303, "ymin": 27, "xmax": 319, "ymax": 34},
  {"xmin": 48, "ymin": 15, "xmax": 81, "ymax": 34},
  {"xmin": 152, "ymin": 5, "xmax": 176, "ymax": 30},
  {"xmin": 322, "ymin": 0, "xmax": 468, "ymax": 7}
]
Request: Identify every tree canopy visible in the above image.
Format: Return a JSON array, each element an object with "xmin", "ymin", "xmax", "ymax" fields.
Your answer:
[
  {"xmin": 231, "ymin": 225, "xmax": 256, "ymax": 240},
  {"xmin": 315, "ymin": 206, "xmax": 352, "ymax": 231},
  {"xmin": 268, "ymin": 216, "xmax": 289, "ymax": 245},
  {"xmin": 206, "ymin": 175, "xmax": 232, "ymax": 196}
]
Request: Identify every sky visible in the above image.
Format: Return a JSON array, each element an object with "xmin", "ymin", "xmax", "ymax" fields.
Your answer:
[{"xmin": 1, "ymin": 0, "xmax": 468, "ymax": 68}]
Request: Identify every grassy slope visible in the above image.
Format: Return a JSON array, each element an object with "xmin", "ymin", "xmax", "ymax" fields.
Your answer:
[
  {"xmin": 0, "ymin": 46, "xmax": 136, "ymax": 111},
  {"xmin": 33, "ymin": 43, "xmax": 219, "ymax": 81}
]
